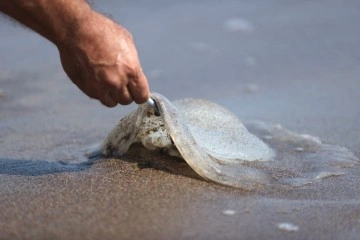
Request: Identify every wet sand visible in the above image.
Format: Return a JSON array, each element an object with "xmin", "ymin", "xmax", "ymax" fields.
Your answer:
[{"xmin": 1, "ymin": 0, "xmax": 360, "ymax": 239}]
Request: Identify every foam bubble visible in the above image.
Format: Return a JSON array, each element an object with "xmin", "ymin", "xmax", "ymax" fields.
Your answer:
[
  {"xmin": 277, "ymin": 223, "xmax": 299, "ymax": 232},
  {"xmin": 223, "ymin": 209, "xmax": 236, "ymax": 215},
  {"xmin": 223, "ymin": 18, "xmax": 254, "ymax": 33}
]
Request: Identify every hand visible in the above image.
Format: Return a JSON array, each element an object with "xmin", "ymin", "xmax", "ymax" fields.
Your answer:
[{"xmin": 57, "ymin": 11, "xmax": 150, "ymax": 107}]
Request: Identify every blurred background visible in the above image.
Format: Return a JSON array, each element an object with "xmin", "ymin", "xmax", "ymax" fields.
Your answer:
[
  {"xmin": 1, "ymin": 1, "xmax": 360, "ymax": 239},
  {"xmin": 0, "ymin": 0, "xmax": 359, "ymax": 162}
]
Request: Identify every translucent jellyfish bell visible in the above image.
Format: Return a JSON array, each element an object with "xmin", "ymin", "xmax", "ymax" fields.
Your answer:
[{"xmin": 100, "ymin": 93, "xmax": 358, "ymax": 190}]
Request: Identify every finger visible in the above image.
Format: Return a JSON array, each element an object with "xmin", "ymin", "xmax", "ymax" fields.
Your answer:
[
  {"xmin": 99, "ymin": 93, "xmax": 118, "ymax": 108},
  {"xmin": 109, "ymin": 90, "xmax": 131, "ymax": 105},
  {"xmin": 128, "ymin": 70, "xmax": 150, "ymax": 104},
  {"xmin": 79, "ymin": 75, "xmax": 105, "ymax": 100},
  {"xmin": 116, "ymin": 87, "xmax": 133, "ymax": 105}
]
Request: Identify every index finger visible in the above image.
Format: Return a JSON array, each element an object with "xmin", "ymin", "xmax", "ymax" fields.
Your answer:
[{"xmin": 128, "ymin": 70, "xmax": 150, "ymax": 104}]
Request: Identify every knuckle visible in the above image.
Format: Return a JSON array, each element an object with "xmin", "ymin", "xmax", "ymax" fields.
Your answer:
[
  {"xmin": 124, "ymin": 65, "xmax": 138, "ymax": 79},
  {"xmin": 106, "ymin": 78, "xmax": 122, "ymax": 89},
  {"xmin": 96, "ymin": 69, "xmax": 122, "ymax": 89}
]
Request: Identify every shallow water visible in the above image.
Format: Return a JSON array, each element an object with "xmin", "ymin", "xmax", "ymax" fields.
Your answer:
[
  {"xmin": 101, "ymin": 94, "xmax": 358, "ymax": 190},
  {"xmin": 245, "ymin": 120, "xmax": 358, "ymax": 188}
]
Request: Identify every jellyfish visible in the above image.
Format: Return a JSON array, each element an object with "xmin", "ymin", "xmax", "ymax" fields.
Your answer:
[{"xmin": 99, "ymin": 93, "xmax": 358, "ymax": 190}]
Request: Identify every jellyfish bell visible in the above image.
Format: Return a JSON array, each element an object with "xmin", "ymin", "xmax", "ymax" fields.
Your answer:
[{"xmin": 100, "ymin": 93, "xmax": 358, "ymax": 190}]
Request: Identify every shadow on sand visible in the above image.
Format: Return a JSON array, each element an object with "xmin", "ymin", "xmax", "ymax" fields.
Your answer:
[
  {"xmin": 0, "ymin": 158, "xmax": 93, "ymax": 176},
  {"xmin": 93, "ymin": 143, "xmax": 205, "ymax": 182},
  {"xmin": 0, "ymin": 144, "xmax": 203, "ymax": 181}
]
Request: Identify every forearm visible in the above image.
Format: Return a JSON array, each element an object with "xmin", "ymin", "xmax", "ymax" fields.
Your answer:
[
  {"xmin": 0, "ymin": 0, "xmax": 92, "ymax": 45},
  {"xmin": 0, "ymin": 0, "xmax": 150, "ymax": 106}
]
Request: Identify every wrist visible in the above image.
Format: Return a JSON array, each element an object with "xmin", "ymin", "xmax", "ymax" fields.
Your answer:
[{"xmin": 54, "ymin": 1, "xmax": 94, "ymax": 47}]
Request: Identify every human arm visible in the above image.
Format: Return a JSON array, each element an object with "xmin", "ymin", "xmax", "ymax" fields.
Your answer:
[{"xmin": 0, "ymin": 0, "xmax": 150, "ymax": 107}]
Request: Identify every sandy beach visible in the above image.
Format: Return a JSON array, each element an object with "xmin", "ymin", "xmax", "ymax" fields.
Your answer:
[{"xmin": 1, "ymin": 0, "xmax": 360, "ymax": 239}]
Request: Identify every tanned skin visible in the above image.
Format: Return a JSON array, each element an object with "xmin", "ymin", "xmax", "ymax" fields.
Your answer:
[{"xmin": 0, "ymin": 0, "xmax": 150, "ymax": 107}]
